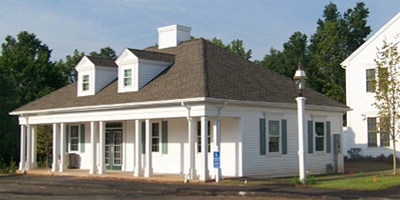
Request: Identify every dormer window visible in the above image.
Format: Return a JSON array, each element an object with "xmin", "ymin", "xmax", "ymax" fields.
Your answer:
[
  {"xmin": 82, "ymin": 75, "xmax": 90, "ymax": 91},
  {"xmin": 124, "ymin": 69, "xmax": 132, "ymax": 87}
]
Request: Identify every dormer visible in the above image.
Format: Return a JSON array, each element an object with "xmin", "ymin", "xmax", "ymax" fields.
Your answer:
[
  {"xmin": 158, "ymin": 24, "xmax": 191, "ymax": 49},
  {"xmin": 75, "ymin": 56, "xmax": 118, "ymax": 97},
  {"xmin": 115, "ymin": 48, "xmax": 174, "ymax": 93}
]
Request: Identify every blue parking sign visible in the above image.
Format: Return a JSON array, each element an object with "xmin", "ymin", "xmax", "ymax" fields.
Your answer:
[{"xmin": 214, "ymin": 151, "xmax": 220, "ymax": 168}]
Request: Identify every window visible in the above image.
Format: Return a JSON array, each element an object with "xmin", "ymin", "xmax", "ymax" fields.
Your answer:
[
  {"xmin": 268, "ymin": 120, "xmax": 280, "ymax": 153},
  {"xmin": 366, "ymin": 69, "xmax": 375, "ymax": 92},
  {"xmin": 197, "ymin": 121, "xmax": 211, "ymax": 153},
  {"xmin": 367, "ymin": 117, "xmax": 377, "ymax": 147},
  {"xmin": 315, "ymin": 122, "xmax": 325, "ymax": 151},
  {"xmin": 123, "ymin": 69, "xmax": 132, "ymax": 87},
  {"xmin": 152, "ymin": 123, "xmax": 160, "ymax": 152},
  {"xmin": 70, "ymin": 125, "xmax": 79, "ymax": 151},
  {"xmin": 82, "ymin": 75, "xmax": 89, "ymax": 91}
]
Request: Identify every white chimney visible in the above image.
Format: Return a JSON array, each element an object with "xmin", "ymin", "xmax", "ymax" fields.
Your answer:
[{"xmin": 158, "ymin": 24, "xmax": 191, "ymax": 49}]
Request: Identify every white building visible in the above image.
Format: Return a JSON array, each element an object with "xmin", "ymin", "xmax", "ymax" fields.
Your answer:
[
  {"xmin": 11, "ymin": 25, "xmax": 348, "ymax": 181},
  {"xmin": 341, "ymin": 12, "xmax": 400, "ymax": 158}
]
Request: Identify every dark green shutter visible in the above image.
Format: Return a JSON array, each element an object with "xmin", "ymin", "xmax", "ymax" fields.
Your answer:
[
  {"xmin": 141, "ymin": 121, "xmax": 145, "ymax": 154},
  {"xmin": 259, "ymin": 119, "xmax": 266, "ymax": 155},
  {"xmin": 281, "ymin": 119, "xmax": 287, "ymax": 154},
  {"xmin": 326, "ymin": 121, "xmax": 331, "ymax": 153},
  {"xmin": 162, "ymin": 121, "xmax": 168, "ymax": 154},
  {"xmin": 307, "ymin": 121, "xmax": 313, "ymax": 154},
  {"xmin": 66, "ymin": 125, "xmax": 69, "ymax": 153},
  {"xmin": 80, "ymin": 124, "xmax": 85, "ymax": 153}
]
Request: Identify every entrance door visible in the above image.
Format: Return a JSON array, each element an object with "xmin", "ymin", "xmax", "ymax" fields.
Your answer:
[{"xmin": 105, "ymin": 129, "xmax": 122, "ymax": 170}]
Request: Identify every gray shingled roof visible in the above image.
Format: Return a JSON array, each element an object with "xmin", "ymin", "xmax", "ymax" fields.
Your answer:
[
  {"xmin": 127, "ymin": 48, "xmax": 175, "ymax": 63},
  {"xmin": 85, "ymin": 56, "xmax": 117, "ymax": 68},
  {"xmin": 13, "ymin": 39, "xmax": 347, "ymax": 113}
]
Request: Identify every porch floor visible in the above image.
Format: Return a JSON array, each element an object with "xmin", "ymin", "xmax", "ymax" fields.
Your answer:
[{"xmin": 17, "ymin": 168, "xmax": 196, "ymax": 183}]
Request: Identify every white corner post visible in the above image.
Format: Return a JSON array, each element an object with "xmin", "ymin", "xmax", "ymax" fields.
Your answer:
[
  {"xmin": 188, "ymin": 117, "xmax": 196, "ymax": 180},
  {"xmin": 90, "ymin": 121, "xmax": 97, "ymax": 174},
  {"xmin": 144, "ymin": 119, "xmax": 153, "ymax": 177},
  {"xmin": 31, "ymin": 125, "xmax": 37, "ymax": 169},
  {"xmin": 19, "ymin": 125, "xmax": 27, "ymax": 171},
  {"xmin": 200, "ymin": 116, "xmax": 209, "ymax": 181},
  {"xmin": 52, "ymin": 123, "xmax": 59, "ymax": 172},
  {"xmin": 59, "ymin": 123, "xmax": 66, "ymax": 172},
  {"xmin": 296, "ymin": 96, "xmax": 307, "ymax": 183},
  {"xmin": 98, "ymin": 121, "xmax": 106, "ymax": 174},
  {"xmin": 25, "ymin": 125, "xmax": 32, "ymax": 170},
  {"xmin": 213, "ymin": 117, "xmax": 221, "ymax": 183},
  {"xmin": 134, "ymin": 120, "xmax": 142, "ymax": 177}
]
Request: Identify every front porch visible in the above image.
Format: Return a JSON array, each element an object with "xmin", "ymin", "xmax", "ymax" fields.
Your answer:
[{"xmin": 17, "ymin": 168, "xmax": 199, "ymax": 183}]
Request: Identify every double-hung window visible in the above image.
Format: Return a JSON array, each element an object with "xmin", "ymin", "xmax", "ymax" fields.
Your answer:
[
  {"xmin": 315, "ymin": 122, "xmax": 325, "ymax": 151},
  {"xmin": 124, "ymin": 69, "xmax": 132, "ymax": 87},
  {"xmin": 152, "ymin": 123, "xmax": 160, "ymax": 152},
  {"xmin": 367, "ymin": 117, "xmax": 377, "ymax": 147},
  {"xmin": 268, "ymin": 120, "xmax": 280, "ymax": 153},
  {"xmin": 366, "ymin": 69, "xmax": 375, "ymax": 92},
  {"xmin": 70, "ymin": 125, "xmax": 80, "ymax": 151},
  {"xmin": 82, "ymin": 75, "xmax": 89, "ymax": 91}
]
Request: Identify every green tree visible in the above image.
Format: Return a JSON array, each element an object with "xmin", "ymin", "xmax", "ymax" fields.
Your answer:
[
  {"xmin": 0, "ymin": 31, "xmax": 63, "ymax": 164},
  {"xmin": 373, "ymin": 38, "xmax": 400, "ymax": 176},
  {"xmin": 56, "ymin": 49, "xmax": 85, "ymax": 83},
  {"xmin": 89, "ymin": 46, "xmax": 117, "ymax": 59},
  {"xmin": 308, "ymin": 2, "xmax": 371, "ymax": 103},
  {"xmin": 36, "ymin": 125, "xmax": 53, "ymax": 168},
  {"xmin": 206, "ymin": 37, "xmax": 252, "ymax": 60}
]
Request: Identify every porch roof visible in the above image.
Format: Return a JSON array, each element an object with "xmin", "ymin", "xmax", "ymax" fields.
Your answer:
[{"xmin": 12, "ymin": 39, "xmax": 348, "ymax": 114}]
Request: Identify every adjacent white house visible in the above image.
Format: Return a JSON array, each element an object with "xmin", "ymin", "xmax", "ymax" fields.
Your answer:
[
  {"xmin": 341, "ymin": 12, "xmax": 400, "ymax": 158},
  {"xmin": 11, "ymin": 24, "xmax": 349, "ymax": 181}
]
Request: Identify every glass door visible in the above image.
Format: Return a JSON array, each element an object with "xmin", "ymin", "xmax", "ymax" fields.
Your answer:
[{"xmin": 105, "ymin": 129, "xmax": 122, "ymax": 170}]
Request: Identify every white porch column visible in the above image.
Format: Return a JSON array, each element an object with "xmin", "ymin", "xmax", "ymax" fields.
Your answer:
[
  {"xmin": 296, "ymin": 96, "xmax": 307, "ymax": 183},
  {"xmin": 90, "ymin": 121, "xmax": 98, "ymax": 174},
  {"xmin": 98, "ymin": 121, "xmax": 106, "ymax": 174},
  {"xmin": 19, "ymin": 125, "xmax": 26, "ymax": 170},
  {"xmin": 188, "ymin": 118, "xmax": 196, "ymax": 180},
  {"xmin": 31, "ymin": 125, "xmax": 37, "ymax": 169},
  {"xmin": 26, "ymin": 125, "xmax": 32, "ymax": 170},
  {"xmin": 134, "ymin": 120, "xmax": 142, "ymax": 177},
  {"xmin": 144, "ymin": 119, "xmax": 153, "ymax": 177},
  {"xmin": 213, "ymin": 117, "xmax": 221, "ymax": 182},
  {"xmin": 59, "ymin": 123, "xmax": 66, "ymax": 172},
  {"xmin": 200, "ymin": 116, "xmax": 209, "ymax": 181},
  {"xmin": 52, "ymin": 123, "xmax": 59, "ymax": 172}
]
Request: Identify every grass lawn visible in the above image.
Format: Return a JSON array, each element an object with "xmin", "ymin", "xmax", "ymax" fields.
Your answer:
[{"xmin": 221, "ymin": 160, "xmax": 400, "ymax": 190}]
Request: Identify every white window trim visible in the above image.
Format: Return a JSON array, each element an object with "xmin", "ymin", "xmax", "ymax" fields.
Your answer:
[
  {"xmin": 82, "ymin": 74, "xmax": 90, "ymax": 92},
  {"xmin": 314, "ymin": 121, "xmax": 325, "ymax": 153},
  {"xmin": 197, "ymin": 120, "xmax": 212, "ymax": 154},
  {"xmin": 266, "ymin": 119, "xmax": 282, "ymax": 155},
  {"xmin": 123, "ymin": 69, "xmax": 132, "ymax": 87},
  {"xmin": 151, "ymin": 121, "xmax": 161, "ymax": 154},
  {"xmin": 69, "ymin": 124, "xmax": 80, "ymax": 153}
]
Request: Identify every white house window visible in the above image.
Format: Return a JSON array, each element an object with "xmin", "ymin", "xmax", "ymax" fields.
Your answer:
[
  {"xmin": 268, "ymin": 120, "xmax": 280, "ymax": 153},
  {"xmin": 123, "ymin": 69, "xmax": 132, "ymax": 87},
  {"xmin": 82, "ymin": 75, "xmax": 89, "ymax": 91},
  {"xmin": 152, "ymin": 123, "xmax": 160, "ymax": 152},
  {"xmin": 367, "ymin": 117, "xmax": 377, "ymax": 147},
  {"xmin": 366, "ymin": 69, "xmax": 375, "ymax": 92},
  {"xmin": 197, "ymin": 121, "xmax": 211, "ymax": 153},
  {"xmin": 70, "ymin": 125, "xmax": 79, "ymax": 151},
  {"xmin": 315, "ymin": 122, "xmax": 325, "ymax": 151}
]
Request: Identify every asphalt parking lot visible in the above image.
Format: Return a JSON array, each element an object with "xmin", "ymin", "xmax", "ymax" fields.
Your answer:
[{"xmin": 0, "ymin": 174, "xmax": 399, "ymax": 200}]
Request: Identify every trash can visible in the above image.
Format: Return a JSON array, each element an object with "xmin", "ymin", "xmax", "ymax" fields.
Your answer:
[{"xmin": 68, "ymin": 153, "xmax": 78, "ymax": 169}]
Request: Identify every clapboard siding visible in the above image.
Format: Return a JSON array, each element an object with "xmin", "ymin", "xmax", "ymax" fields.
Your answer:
[
  {"xmin": 95, "ymin": 67, "xmax": 118, "ymax": 94},
  {"xmin": 138, "ymin": 61, "xmax": 169, "ymax": 89}
]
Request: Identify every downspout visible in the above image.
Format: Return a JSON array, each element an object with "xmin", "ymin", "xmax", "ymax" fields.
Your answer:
[
  {"xmin": 181, "ymin": 102, "xmax": 194, "ymax": 182},
  {"xmin": 215, "ymin": 101, "xmax": 227, "ymax": 183}
]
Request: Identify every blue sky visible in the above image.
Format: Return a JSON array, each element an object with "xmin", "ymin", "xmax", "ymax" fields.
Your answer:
[{"xmin": 0, "ymin": 1, "xmax": 399, "ymax": 61}]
